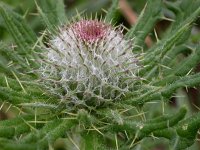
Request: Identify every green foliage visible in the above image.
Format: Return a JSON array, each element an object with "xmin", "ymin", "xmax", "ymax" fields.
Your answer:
[
  {"xmin": 105, "ymin": 0, "xmax": 120, "ymax": 24},
  {"xmin": 125, "ymin": 0, "xmax": 162, "ymax": 51},
  {"xmin": 0, "ymin": 0, "xmax": 200, "ymax": 150},
  {"xmin": 35, "ymin": 0, "xmax": 66, "ymax": 32}
]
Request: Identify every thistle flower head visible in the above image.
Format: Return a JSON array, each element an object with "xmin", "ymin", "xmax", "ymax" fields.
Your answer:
[
  {"xmin": 39, "ymin": 19, "xmax": 139, "ymax": 107},
  {"xmin": 72, "ymin": 20, "xmax": 109, "ymax": 43}
]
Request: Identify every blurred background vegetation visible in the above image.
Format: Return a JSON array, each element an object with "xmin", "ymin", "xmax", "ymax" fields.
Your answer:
[
  {"xmin": 0, "ymin": 0, "xmax": 200, "ymax": 149},
  {"xmin": 0, "ymin": 0, "xmax": 147, "ymax": 41}
]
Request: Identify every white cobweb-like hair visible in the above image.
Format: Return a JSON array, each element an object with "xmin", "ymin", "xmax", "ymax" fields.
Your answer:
[{"xmin": 39, "ymin": 19, "xmax": 139, "ymax": 107}]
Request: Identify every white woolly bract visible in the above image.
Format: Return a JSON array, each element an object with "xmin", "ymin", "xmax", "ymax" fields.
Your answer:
[{"xmin": 39, "ymin": 20, "xmax": 139, "ymax": 106}]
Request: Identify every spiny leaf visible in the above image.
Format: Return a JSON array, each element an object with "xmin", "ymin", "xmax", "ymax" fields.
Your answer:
[
  {"xmin": 161, "ymin": 45, "xmax": 188, "ymax": 69},
  {"xmin": 0, "ymin": 6, "xmax": 39, "ymax": 70},
  {"xmin": 0, "ymin": 6, "xmax": 36, "ymax": 53},
  {"xmin": 35, "ymin": 1, "xmax": 54, "ymax": 33},
  {"xmin": 170, "ymin": 47, "xmax": 200, "ymax": 76},
  {"xmin": 0, "ymin": 2, "xmax": 37, "ymax": 45},
  {"xmin": 162, "ymin": 73, "xmax": 200, "ymax": 98},
  {"xmin": 0, "ymin": 7, "xmax": 28, "ymax": 51},
  {"xmin": 0, "ymin": 139, "xmax": 36, "ymax": 150},
  {"xmin": 153, "ymin": 129, "xmax": 176, "ymax": 140},
  {"xmin": 140, "ymin": 23, "xmax": 192, "ymax": 78},
  {"xmin": 0, "ymin": 44, "xmax": 31, "ymax": 71},
  {"xmin": 0, "ymin": 115, "xmax": 34, "ymax": 126},
  {"xmin": 21, "ymin": 119, "xmax": 77, "ymax": 149},
  {"xmin": 173, "ymin": 112, "xmax": 200, "ymax": 149},
  {"xmin": 36, "ymin": 0, "xmax": 66, "ymax": 32},
  {"xmin": 82, "ymin": 131, "xmax": 105, "ymax": 150},
  {"xmin": 0, "ymin": 86, "xmax": 33, "ymax": 104},
  {"xmin": 142, "ymin": 6, "xmax": 200, "ymax": 77},
  {"xmin": 0, "ymin": 74, "xmax": 50, "ymax": 99},
  {"xmin": 125, "ymin": 0, "xmax": 162, "ymax": 51},
  {"xmin": 0, "ymin": 124, "xmax": 31, "ymax": 138},
  {"xmin": 167, "ymin": 0, "xmax": 200, "ymax": 35},
  {"xmin": 138, "ymin": 107, "xmax": 187, "ymax": 139},
  {"xmin": 126, "ymin": 72, "xmax": 200, "ymax": 105},
  {"xmin": 37, "ymin": 0, "xmax": 66, "ymax": 25},
  {"xmin": 143, "ymin": 23, "xmax": 191, "ymax": 65},
  {"xmin": 105, "ymin": 0, "xmax": 120, "ymax": 24}
]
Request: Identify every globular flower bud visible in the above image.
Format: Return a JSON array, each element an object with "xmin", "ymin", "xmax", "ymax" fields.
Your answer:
[{"xmin": 39, "ymin": 19, "xmax": 139, "ymax": 107}]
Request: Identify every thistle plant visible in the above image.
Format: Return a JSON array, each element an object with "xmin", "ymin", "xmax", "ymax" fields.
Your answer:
[
  {"xmin": 0, "ymin": 0, "xmax": 200, "ymax": 150},
  {"xmin": 39, "ymin": 19, "xmax": 139, "ymax": 107}
]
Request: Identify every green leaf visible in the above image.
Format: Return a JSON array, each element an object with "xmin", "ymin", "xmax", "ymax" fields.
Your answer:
[
  {"xmin": 21, "ymin": 119, "xmax": 77, "ymax": 149},
  {"xmin": 138, "ymin": 107, "xmax": 186, "ymax": 139},
  {"xmin": 170, "ymin": 47, "xmax": 200, "ymax": 76},
  {"xmin": 140, "ymin": 5, "xmax": 200, "ymax": 78},
  {"xmin": 36, "ymin": 0, "xmax": 66, "ymax": 32},
  {"xmin": 0, "ymin": 139, "xmax": 36, "ymax": 150},
  {"xmin": 166, "ymin": 0, "xmax": 200, "ymax": 36},
  {"xmin": 162, "ymin": 73, "xmax": 200, "ymax": 98},
  {"xmin": 105, "ymin": 0, "xmax": 120, "ymax": 24},
  {"xmin": 173, "ymin": 112, "xmax": 200, "ymax": 149},
  {"xmin": 0, "ymin": 5, "xmax": 40, "ymax": 70},
  {"xmin": 125, "ymin": 0, "xmax": 162, "ymax": 51},
  {"xmin": 0, "ymin": 5, "xmax": 36, "ymax": 51},
  {"xmin": 0, "ymin": 86, "xmax": 32, "ymax": 104}
]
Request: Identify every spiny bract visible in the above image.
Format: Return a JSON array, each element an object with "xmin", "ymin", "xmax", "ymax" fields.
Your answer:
[{"xmin": 39, "ymin": 19, "xmax": 139, "ymax": 107}]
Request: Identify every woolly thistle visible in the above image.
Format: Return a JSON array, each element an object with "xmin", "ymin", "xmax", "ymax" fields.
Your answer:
[
  {"xmin": 39, "ymin": 19, "xmax": 139, "ymax": 107},
  {"xmin": 1, "ymin": 0, "xmax": 200, "ymax": 150}
]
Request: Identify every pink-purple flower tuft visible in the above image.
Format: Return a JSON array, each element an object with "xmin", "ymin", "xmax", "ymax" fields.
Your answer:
[{"xmin": 73, "ymin": 20, "xmax": 109, "ymax": 43}]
